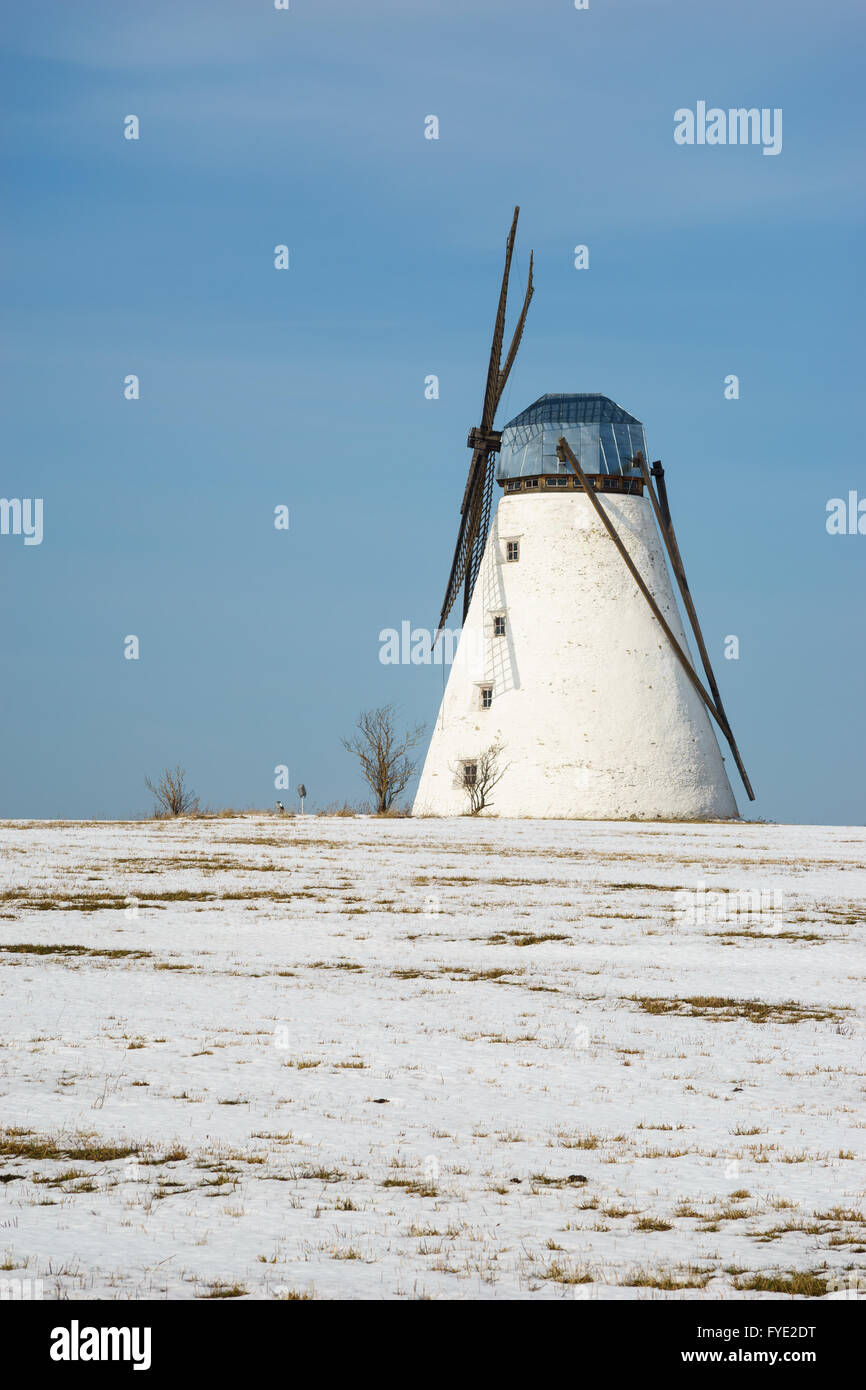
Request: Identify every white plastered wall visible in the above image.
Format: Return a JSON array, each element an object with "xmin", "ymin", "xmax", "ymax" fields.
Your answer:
[{"xmin": 413, "ymin": 490, "xmax": 739, "ymax": 820}]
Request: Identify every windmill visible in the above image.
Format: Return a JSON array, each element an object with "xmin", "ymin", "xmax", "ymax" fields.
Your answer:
[
  {"xmin": 413, "ymin": 213, "xmax": 753, "ymax": 821},
  {"xmin": 438, "ymin": 206, "xmax": 534, "ymax": 630}
]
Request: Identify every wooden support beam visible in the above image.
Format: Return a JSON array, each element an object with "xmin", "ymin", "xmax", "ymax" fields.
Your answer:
[
  {"xmin": 555, "ymin": 436, "xmax": 726, "ymax": 732},
  {"xmin": 637, "ymin": 455, "xmax": 755, "ymax": 801}
]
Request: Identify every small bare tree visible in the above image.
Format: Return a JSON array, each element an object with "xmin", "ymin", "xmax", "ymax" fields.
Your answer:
[
  {"xmin": 454, "ymin": 741, "xmax": 508, "ymax": 815},
  {"xmin": 342, "ymin": 705, "xmax": 426, "ymax": 814},
  {"xmin": 145, "ymin": 765, "xmax": 199, "ymax": 818}
]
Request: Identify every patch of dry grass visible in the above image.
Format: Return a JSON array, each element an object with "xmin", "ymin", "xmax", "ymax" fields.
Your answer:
[
  {"xmin": 631, "ymin": 995, "xmax": 842, "ymax": 1024},
  {"xmin": 732, "ymin": 1271, "xmax": 828, "ymax": 1296}
]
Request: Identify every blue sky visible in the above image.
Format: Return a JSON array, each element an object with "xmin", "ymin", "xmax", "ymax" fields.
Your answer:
[{"xmin": 1, "ymin": 0, "xmax": 863, "ymax": 823}]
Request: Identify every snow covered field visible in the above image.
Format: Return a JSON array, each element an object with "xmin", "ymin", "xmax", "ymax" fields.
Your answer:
[{"xmin": 0, "ymin": 814, "xmax": 864, "ymax": 1301}]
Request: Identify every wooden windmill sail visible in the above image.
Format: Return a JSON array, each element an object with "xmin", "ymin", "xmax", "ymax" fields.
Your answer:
[{"xmin": 438, "ymin": 207, "xmax": 534, "ymax": 629}]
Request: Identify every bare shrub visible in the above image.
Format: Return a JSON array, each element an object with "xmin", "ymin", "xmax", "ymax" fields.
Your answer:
[
  {"xmin": 453, "ymin": 741, "xmax": 508, "ymax": 815},
  {"xmin": 341, "ymin": 705, "xmax": 425, "ymax": 815},
  {"xmin": 145, "ymin": 766, "xmax": 199, "ymax": 818}
]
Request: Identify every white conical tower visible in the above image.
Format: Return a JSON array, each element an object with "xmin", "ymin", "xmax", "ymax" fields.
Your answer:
[{"xmin": 413, "ymin": 394, "xmax": 739, "ymax": 820}]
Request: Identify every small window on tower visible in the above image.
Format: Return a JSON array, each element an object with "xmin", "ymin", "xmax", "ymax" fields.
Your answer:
[
  {"xmin": 462, "ymin": 761, "xmax": 477, "ymax": 788},
  {"xmin": 506, "ymin": 540, "xmax": 519, "ymax": 562},
  {"xmin": 480, "ymin": 686, "xmax": 493, "ymax": 710},
  {"xmin": 493, "ymin": 615, "xmax": 506, "ymax": 637}
]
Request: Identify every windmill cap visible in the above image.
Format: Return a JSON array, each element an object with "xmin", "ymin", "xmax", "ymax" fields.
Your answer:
[{"xmin": 497, "ymin": 393, "xmax": 648, "ymax": 480}]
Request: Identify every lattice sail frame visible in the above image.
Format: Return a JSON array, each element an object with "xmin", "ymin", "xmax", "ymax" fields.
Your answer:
[{"xmin": 437, "ymin": 208, "xmax": 533, "ymax": 629}]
